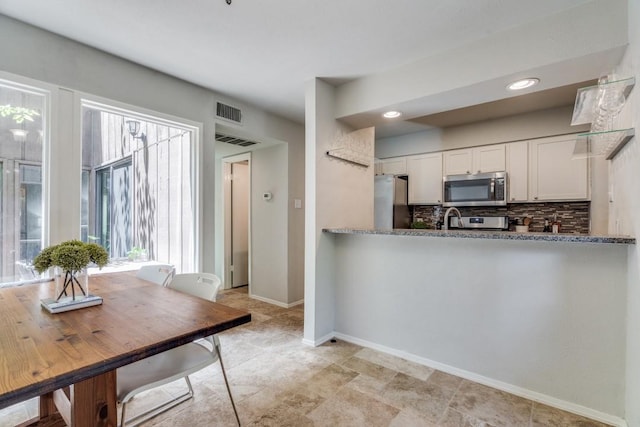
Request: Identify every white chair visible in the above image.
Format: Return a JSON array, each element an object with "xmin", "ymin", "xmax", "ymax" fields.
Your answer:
[
  {"xmin": 135, "ymin": 263, "xmax": 175, "ymax": 287},
  {"xmin": 15, "ymin": 261, "xmax": 36, "ymax": 280},
  {"xmin": 117, "ymin": 273, "xmax": 239, "ymax": 427}
]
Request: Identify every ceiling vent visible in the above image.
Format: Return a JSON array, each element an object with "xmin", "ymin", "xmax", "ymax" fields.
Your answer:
[
  {"xmin": 216, "ymin": 102, "xmax": 242, "ymax": 124},
  {"xmin": 215, "ymin": 132, "xmax": 259, "ymax": 147}
]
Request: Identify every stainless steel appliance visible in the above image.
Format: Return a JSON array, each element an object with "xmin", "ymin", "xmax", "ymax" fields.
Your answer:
[
  {"xmin": 374, "ymin": 175, "xmax": 410, "ymax": 229},
  {"xmin": 443, "ymin": 171, "xmax": 507, "ymax": 207},
  {"xmin": 446, "ymin": 215, "xmax": 509, "ymax": 230}
]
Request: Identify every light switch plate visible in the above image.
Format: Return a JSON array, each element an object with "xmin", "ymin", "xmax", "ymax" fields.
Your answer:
[{"xmin": 294, "ymin": 199, "xmax": 302, "ymax": 209}]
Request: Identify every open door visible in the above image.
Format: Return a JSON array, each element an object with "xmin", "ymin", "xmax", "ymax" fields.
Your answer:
[
  {"xmin": 223, "ymin": 153, "xmax": 251, "ymax": 289},
  {"xmin": 230, "ymin": 161, "xmax": 249, "ymax": 287}
]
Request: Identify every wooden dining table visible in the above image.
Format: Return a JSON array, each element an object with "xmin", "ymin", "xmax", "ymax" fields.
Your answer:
[{"xmin": 0, "ymin": 271, "xmax": 251, "ymax": 426}]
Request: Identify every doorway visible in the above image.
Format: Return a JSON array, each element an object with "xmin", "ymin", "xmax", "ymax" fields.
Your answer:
[
  {"xmin": 95, "ymin": 159, "xmax": 132, "ymax": 258},
  {"xmin": 223, "ymin": 153, "xmax": 251, "ymax": 289}
]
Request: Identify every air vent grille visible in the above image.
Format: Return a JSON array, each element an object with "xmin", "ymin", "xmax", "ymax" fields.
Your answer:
[
  {"xmin": 215, "ymin": 132, "xmax": 258, "ymax": 147},
  {"xmin": 216, "ymin": 102, "xmax": 242, "ymax": 123}
]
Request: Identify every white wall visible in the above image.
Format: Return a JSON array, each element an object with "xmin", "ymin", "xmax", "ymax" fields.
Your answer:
[
  {"xmin": 250, "ymin": 144, "xmax": 289, "ymax": 303},
  {"xmin": 304, "ymin": 78, "xmax": 375, "ymax": 344},
  {"xmin": 331, "ymin": 233, "xmax": 627, "ymax": 423},
  {"xmin": 376, "ymin": 106, "xmax": 588, "ymax": 159},
  {"xmin": 0, "ymin": 14, "xmax": 304, "ymax": 276},
  {"xmin": 376, "ymin": 129, "xmax": 443, "ymax": 159},
  {"xmin": 610, "ymin": 1, "xmax": 640, "ymax": 425},
  {"xmin": 287, "ymin": 129, "xmax": 306, "ymax": 303},
  {"xmin": 441, "ymin": 106, "xmax": 589, "ymax": 149}
]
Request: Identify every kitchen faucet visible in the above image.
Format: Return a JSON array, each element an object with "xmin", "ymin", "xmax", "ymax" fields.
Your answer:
[{"xmin": 443, "ymin": 207, "xmax": 464, "ymax": 230}]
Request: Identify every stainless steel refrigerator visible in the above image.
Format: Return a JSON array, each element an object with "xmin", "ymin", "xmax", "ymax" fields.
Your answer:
[{"xmin": 374, "ymin": 175, "xmax": 411, "ymax": 229}]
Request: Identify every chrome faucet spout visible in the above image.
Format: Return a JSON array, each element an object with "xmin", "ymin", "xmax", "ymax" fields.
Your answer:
[{"xmin": 443, "ymin": 207, "xmax": 463, "ymax": 230}]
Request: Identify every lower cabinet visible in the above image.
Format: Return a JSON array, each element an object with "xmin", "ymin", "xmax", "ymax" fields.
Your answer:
[{"xmin": 407, "ymin": 152, "xmax": 443, "ymax": 204}]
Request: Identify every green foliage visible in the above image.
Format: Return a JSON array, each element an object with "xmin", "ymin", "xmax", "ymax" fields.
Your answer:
[
  {"xmin": 127, "ymin": 246, "xmax": 147, "ymax": 261},
  {"xmin": 410, "ymin": 221, "xmax": 428, "ymax": 229},
  {"xmin": 0, "ymin": 104, "xmax": 41, "ymax": 124},
  {"xmin": 33, "ymin": 245, "xmax": 56, "ymax": 274},
  {"xmin": 52, "ymin": 245, "xmax": 90, "ymax": 272},
  {"xmin": 33, "ymin": 240, "xmax": 110, "ymax": 274},
  {"xmin": 85, "ymin": 243, "xmax": 109, "ymax": 268}
]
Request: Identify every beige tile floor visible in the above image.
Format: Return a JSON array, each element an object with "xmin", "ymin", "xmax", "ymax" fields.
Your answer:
[{"xmin": 1, "ymin": 286, "xmax": 611, "ymax": 427}]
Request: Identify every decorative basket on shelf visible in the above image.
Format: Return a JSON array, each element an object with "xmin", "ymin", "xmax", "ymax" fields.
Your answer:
[{"xmin": 33, "ymin": 240, "xmax": 109, "ymax": 313}]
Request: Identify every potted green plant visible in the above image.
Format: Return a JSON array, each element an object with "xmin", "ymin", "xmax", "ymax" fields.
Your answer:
[
  {"xmin": 127, "ymin": 246, "xmax": 147, "ymax": 262},
  {"xmin": 34, "ymin": 240, "xmax": 109, "ymax": 302}
]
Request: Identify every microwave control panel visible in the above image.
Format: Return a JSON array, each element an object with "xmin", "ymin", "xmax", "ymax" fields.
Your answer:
[{"xmin": 495, "ymin": 178, "xmax": 505, "ymax": 200}]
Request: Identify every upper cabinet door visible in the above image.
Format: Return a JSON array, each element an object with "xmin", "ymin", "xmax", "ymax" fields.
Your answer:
[
  {"xmin": 473, "ymin": 144, "xmax": 506, "ymax": 174},
  {"xmin": 506, "ymin": 141, "xmax": 528, "ymax": 202},
  {"xmin": 444, "ymin": 144, "xmax": 505, "ymax": 175},
  {"xmin": 380, "ymin": 157, "xmax": 407, "ymax": 175},
  {"xmin": 406, "ymin": 152, "xmax": 443, "ymax": 205},
  {"xmin": 529, "ymin": 135, "xmax": 589, "ymax": 201},
  {"xmin": 443, "ymin": 149, "xmax": 472, "ymax": 175}
]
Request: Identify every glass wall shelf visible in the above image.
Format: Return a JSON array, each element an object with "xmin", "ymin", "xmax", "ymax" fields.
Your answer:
[
  {"xmin": 571, "ymin": 77, "xmax": 635, "ymax": 126},
  {"xmin": 572, "ymin": 128, "xmax": 635, "ymax": 160},
  {"xmin": 571, "ymin": 75, "xmax": 635, "ymax": 160}
]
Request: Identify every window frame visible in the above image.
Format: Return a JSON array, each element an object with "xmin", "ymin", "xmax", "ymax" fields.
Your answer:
[
  {"xmin": 79, "ymin": 95, "xmax": 203, "ymax": 271},
  {"xmin": 0, "ymin": 71, "xmax": 203, "ymax": 284},
  {"xmin": 0, "ymin": 72, "xmax": 52, "ymax": 286}
]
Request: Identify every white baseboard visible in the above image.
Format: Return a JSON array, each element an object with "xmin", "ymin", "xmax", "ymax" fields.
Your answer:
[
  {"xmin": 249, "ymin": 293, "xmax": 303, "ymax": 308},
  {"xmin": 332, "ymin": 332, "xmax": 627, "ymax": 427},
  {"xmin": 302, "ymin": 332, "xmax": 335, "ymax": 347}
]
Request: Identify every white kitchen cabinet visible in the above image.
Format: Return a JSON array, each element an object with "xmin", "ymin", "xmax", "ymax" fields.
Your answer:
[
  {"xmin": 406, "ymin": 152, "xmax": 443, "ymax": 204},
  {"xmin": 473, "ymin": 144, "xmax": 506, "ymax": 174},
  {"xmin": 443, "ymin": 149, "xmax": 472, "ymax": 175},
  {"xmin": 529, "ymin": 135, "xmax": 588, "ymax": 201},
  {"xmin": 506, "ymin": 141, "xmax": 528, "ymax": 202},
  {"xmin": 443, "ymin": 144, "xmax": 505, "ymax": 175},
  {"xmin": 380, "ymin": 157, "xmax": 407, "ymax": 175},
  {"xmin": 374, "ymin": 159, "xmax": 383, "ymax": 175}
]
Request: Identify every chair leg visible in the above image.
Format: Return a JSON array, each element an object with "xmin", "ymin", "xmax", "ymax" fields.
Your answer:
[
  {"xmin": 120, "ymin": 402, "xmax": 127, "ymax": 427},
  {"xmin": 215, "ymin": 344, "xmax": 240, "ymax": 427},
  {"xmin": 119, "ymin": 378, "xmax": 194, "ymax": 427}
]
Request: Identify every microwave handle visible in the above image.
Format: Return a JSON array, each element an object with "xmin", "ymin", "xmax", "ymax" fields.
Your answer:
[{"xmin": 490, "ymin": 178, "xmax": 495, "ymax": 196}]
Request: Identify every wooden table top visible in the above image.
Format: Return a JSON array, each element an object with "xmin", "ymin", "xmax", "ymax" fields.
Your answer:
[{"xmin": 0, "ymin": 271, "xmax": 251, "ymax": 409}]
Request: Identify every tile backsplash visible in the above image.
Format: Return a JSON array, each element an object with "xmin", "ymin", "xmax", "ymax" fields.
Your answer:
[{"xmin": 412, "ymin": 202, "xmax": 590, "ymax": 234}]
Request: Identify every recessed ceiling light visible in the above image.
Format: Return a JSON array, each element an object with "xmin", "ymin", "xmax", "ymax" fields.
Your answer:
[
  {"xmin": 507, "ymin": 78, "xmax": 540, "ymax": 91},
  {"xmin": 383, "ymin": 111, "xmax": 401, "ymax": 118}
]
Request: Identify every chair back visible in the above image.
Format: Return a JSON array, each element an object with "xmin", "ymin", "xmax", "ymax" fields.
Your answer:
[
  {"xmin": 136, "ymin": 264, "xmax": 175, "ymax": 287},
  {"xmin": 15, "ymin": 261, "xmax": 36, "ymax": 280},
  {"xmin": 167, "ymin": 273, "xmax": 221, "ymax": 302}
]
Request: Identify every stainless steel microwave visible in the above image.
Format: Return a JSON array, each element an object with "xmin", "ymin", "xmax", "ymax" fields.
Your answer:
[{"xmin": 443, "ymin": 171, "xmax": 507, "ymax": 207}]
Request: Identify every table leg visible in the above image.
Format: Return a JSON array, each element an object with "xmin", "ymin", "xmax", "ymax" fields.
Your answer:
[
  {"xmin": 70, "ymin": 370, "xmax": 117, "ymax": 427},
  {"xmin": 39, "ymin": 392, "xmax": 57, "ymax": 417},
  {"xmin": 38, "ymin": 371, "xmax": 117, "ymax": 427}
]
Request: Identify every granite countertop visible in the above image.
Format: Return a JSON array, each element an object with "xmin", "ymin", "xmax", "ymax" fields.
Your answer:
[{"xmin": 323, "ymin": 228, "xmax": 636, "ymax": 244}]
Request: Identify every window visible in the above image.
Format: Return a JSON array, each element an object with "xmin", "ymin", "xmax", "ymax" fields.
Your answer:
[
  {"xmin": 81, "ymin": 102, "xmax": 196, "ymax": 273},
  {"xmin": 0, "ymin": 79, "xmax": 47, "ymax": 285}
]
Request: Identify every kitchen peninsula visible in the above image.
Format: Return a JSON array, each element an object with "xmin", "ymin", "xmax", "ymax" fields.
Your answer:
[
  {"xmin": 325, "ymin": 227, "xmax": 635, "ymax": 244},
  {"xmin": 322, "ymin": 227, "xmax": 633, "ymax": 425}
]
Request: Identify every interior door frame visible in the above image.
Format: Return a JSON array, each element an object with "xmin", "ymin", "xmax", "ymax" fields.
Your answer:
[{"xmin": 222, "ymin": 152, "xmax": 251, "ymax": 290}]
